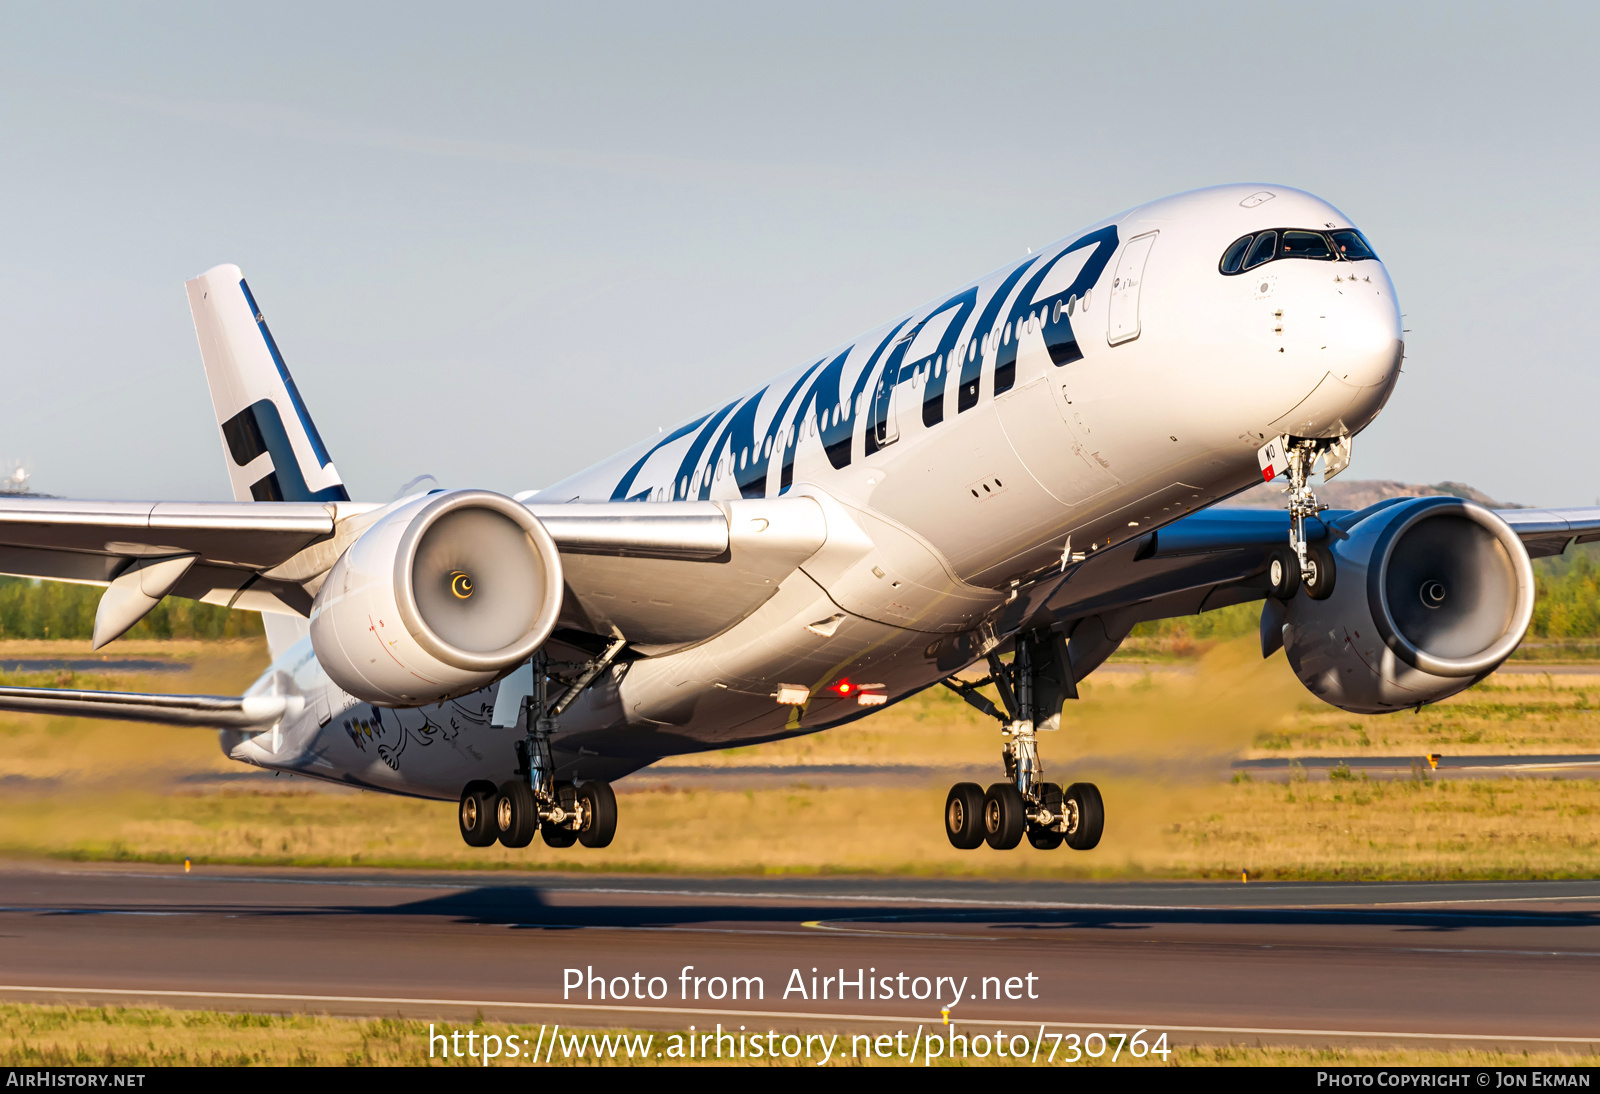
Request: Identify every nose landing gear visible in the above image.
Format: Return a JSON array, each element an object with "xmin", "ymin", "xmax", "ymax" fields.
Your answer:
[
  {"xmin": 941, "ymin": 632, "xmax": 1103, "ymax": 852},
  {"xmin": 1261, "ymin": 433, "xmax": 1348, "ymax": 601}
]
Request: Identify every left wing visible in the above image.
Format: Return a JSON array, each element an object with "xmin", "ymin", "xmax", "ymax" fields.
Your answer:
[
  {"xmin": 1128, "ymin": 504, "xmax": 1600, "ymax": 563},
  {"xmin": 1031, "ymin": 502, "xmax": 1600, "ymax": 678},
  {"xmin": 1494, "ymin": 508, "xmax": 1600, "ymax": 558}
]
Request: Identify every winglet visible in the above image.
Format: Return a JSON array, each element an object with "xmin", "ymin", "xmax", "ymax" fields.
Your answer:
[{"xmin": 186, "ymin": 265, "xmax": 350, "ymax": 504}]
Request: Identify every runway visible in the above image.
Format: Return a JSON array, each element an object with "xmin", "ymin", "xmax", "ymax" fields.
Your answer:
[{"xmin": 0, "ymin": 863, "xmax": 1597, "ymax": 1049}]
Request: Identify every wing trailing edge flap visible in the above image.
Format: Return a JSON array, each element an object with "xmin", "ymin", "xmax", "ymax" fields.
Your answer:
[
  {"xmin": 1495, "ymin": 507, "xmax": 1600, "ymax": 559},
  {"xmin": 1039, "ymin": 521, "xmax": 1277, "ymax": 681},
  {"xmin": 550, "ymin": 497, "xmax": 829, "ymax": 649},
  {"xmin": 0, "ymin": 687, "xmax": 297, "ymax": 728}
]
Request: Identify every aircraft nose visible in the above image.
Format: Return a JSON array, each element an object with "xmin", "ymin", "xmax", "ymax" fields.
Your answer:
[
  {"xmin": 1265, "ymin": 263, "xmax": 1403, "ymax": 438},
  {"xmin": 1324, "ymin": 269, "xmax": 1403, "ymax": 389}
]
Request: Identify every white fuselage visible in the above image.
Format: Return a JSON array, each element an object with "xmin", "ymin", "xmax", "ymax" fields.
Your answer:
[{"xmin": 229, "ymin": 184, "xmax": 1403, "ymax": 798}]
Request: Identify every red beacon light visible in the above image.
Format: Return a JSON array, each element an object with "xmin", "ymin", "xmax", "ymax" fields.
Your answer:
[{"xmin": 831, "ymin": 677, "xmax": 887, "ymax": 706}]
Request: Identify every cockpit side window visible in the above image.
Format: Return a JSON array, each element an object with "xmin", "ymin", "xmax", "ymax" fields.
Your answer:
[
  {"xmin": 1329, "ymin": 229, "xmax": 1378, "ymax": 261},
  {"xmin": 1219, "ymin": 235, "xmax": 1253, "ymax": 275},
  {"xmin": 1242, "ymin": 231, "xmax": 1277, "ymax": 271},
  {"xmin": 1281, "ymin": 231, "xmax": 1333, "ymax": 260}
]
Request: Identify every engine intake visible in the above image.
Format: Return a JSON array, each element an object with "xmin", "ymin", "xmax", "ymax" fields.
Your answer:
[
  {"xmin": 1282, "ymin": 497, "xmax": 1533, "ymax": 713},
  {"xmin": 310, "ymin": 490, "xmax": 563, "ymax": 706}
]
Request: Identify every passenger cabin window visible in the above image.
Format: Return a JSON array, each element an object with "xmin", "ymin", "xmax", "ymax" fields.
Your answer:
[{"xmin": 1221, "ymin": 228, "xmax": 1378, "ymax": 275}]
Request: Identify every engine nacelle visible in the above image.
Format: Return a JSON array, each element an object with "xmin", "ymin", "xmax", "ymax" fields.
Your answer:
[
  {"xmin": 1282, "ymin": 497, "xmax": 1534, "ymax": 714},
  {"xmin": 310, "ymin": 490, "xmax": 563, "ymax": 706}
]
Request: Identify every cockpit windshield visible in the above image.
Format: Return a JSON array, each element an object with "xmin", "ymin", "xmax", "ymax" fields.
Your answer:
[
  {"xmin": 1280, "ymin": 231, "xmax": 1332, "ymax": 260},
  {"xmin": 1329, "ymin": 230, "xmax": 1377, "ymax": 261},
  {"xmin": 1219, "ymin": 227, "xmax": 1378, "ymax": 275}
]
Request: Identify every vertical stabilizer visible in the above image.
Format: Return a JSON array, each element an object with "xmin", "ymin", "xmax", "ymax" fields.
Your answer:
[
  {"xmin": 187, "ymin": 264, "xmax": 347, "ymax": 657},
  {"xmin": 186, "ymin": 265, "xmax": 350, "ymax": 505}
]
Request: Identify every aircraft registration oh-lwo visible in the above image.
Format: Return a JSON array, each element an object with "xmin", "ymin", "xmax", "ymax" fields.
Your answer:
[{"xmin": 0, "ymin": 184, "xmax": 1589, "ymax": 852}]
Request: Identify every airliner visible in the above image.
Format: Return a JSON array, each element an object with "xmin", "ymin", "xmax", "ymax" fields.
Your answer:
[{"xmin": 0, "ymin": 184, "xmax": 1584, "ymax": 853}]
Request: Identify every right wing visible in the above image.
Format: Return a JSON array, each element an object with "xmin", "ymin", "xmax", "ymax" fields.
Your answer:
[
  {"xmin": 0, "ymin": 263, "xmax": 835, "ymax": 662},
  {"xmin": 0, "ymin": 494, "xmax": 829, "ymax": 652}
]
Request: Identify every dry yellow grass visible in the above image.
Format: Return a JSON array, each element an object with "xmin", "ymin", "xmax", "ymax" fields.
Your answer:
[
  {"xmin": 664, "ymin": 646, "xmax": 1600, "ymax": 772},
  {"xmin": 4, "ymin": 770, "xmax": 1597, "ymax": 880},
  {"xmin": 0, "ymin": 637, "xmax": 264, "ymax": 659},
  {"xmin": 1, "ymin": 1003, "xmax": 1594, "ymax": 1067},
  {"xmin": 0, "ymin": 640, "xmax": 267, "ymax": 784},
  {"xmin": 1253, "ymin": 670, "xmax": 1600, "ymax": 757},
  {"xmin": 0, "ymin": 637, "xmax": 1597, "ymax": 879}
]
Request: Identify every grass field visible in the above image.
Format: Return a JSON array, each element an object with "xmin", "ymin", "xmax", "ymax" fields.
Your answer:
[
  {"xmin": 1, "ymin": 1003, "xmax": 1594, "ymax": 1067},
  {"xmin": 9, "ymin": 773, "xmax": 1596, "ymax": 880},
  {"xmin": 0, "ymin": 637, "xmax": 1596, "ymax": 880},
  {"xmin": 2, "ymin": 637, "xmax": 1597, "ymax": 1068}
]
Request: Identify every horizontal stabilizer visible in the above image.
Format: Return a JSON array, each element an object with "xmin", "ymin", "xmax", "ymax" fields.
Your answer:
[{"xmin": 0, "ymin": 687, "xmax": 296, "ymax": 728}]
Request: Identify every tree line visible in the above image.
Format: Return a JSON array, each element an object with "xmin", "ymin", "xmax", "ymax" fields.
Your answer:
[
  {"xmin": 0, "ymin": 577, "xmax": 264, "ymax": 640},
  {"xmin": 1135, "ymin": 547, "xmax": 1600, "ymax": 644},
  {"xmin": 3, "ymin": 548, "xmax": 1597, "ymax": 645}
]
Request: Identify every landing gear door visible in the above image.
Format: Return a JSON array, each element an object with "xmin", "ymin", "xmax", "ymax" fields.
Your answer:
[{"xmin": 1107, "ymin": 231, "xmax": 1158, "ymax": 346}]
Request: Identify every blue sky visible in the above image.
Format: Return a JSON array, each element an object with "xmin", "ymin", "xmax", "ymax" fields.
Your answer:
[{"xmin": 0, "ymin": 2, "xmax": 1595, "ymax": 505}]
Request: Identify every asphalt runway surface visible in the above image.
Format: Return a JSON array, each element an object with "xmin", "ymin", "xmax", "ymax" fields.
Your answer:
[
  {"xmin": 0, "ymin": 659, "xmax": 189, "ymax": 674},
  {"xmin": 0, "ymin": 863, "xmax": 1597, "ymax": 1049}
]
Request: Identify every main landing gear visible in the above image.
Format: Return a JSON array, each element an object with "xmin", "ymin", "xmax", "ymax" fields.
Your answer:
[
  {"xmin": 458, "ymin": 641, "xmax": 625, "ymax": 851},
  {"xmin": 940, "ymin": 632, "xmax": 1104, "ymax": 852}
]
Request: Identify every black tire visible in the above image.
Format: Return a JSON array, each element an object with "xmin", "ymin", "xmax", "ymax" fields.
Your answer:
[
  {"xmin": 458, "ymin": 780, "xmax": 499, "ymax": 847},
  {"xmin": 1028, "ymin": 782, "xmax": 1065, "ymax": 850},
  {"xmin": 577, "ymin": 781, "xmax": 618, "ymax": 848},
  {"xmin": 944, "ymin": 782, "xmax": 986, "ymax": 850},
  {"xmin": 983, "ymin": 782, "xmax": 1026, "ymax": 850},
  {"xmin": 1064, "ymin": 782, "xmax": 1105, "ymax": 851},
  {"xmin": 1304, "ymin": 543, "xmax": 1336, "ymax": 600},
  {"xmin": 1267, "ymin": 547, "xmax": 1302, "ymax": 600},
  {"xmin": 495, "ymin": 780, "xmax": 537, "ymax": 848},
  {"xmin": 541, "ymin": 782, "xmax": 579, "ymax": 848}
]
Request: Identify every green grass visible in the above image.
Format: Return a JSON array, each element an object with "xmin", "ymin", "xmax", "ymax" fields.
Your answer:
[{"xmin": 2, "ymin": 1003, "xmax": 1595, "ymax": 1067}]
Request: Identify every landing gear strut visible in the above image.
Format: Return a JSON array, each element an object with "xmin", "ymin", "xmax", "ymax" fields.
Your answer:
[
  {"xmin": 940, "ymin": 632, "xmax": 1103, "ymax": 852},
  {"xmin": 1264, "ymin": 434, "xmax": 1347, "ymax": 602},
  {"xmin": 458, "ymin": 638, "xmax": 627, "ymax": 851}
]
